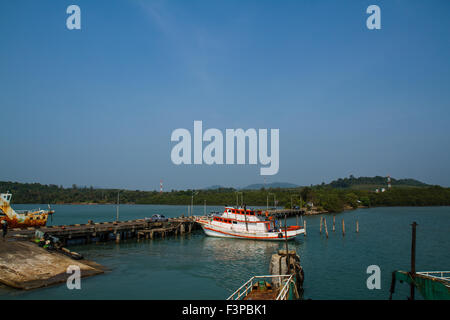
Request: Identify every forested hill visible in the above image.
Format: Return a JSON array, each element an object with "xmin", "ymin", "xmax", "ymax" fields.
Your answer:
[{"xmin": 327, "ymin": 176, "xmax": 428, "ymax": 189}]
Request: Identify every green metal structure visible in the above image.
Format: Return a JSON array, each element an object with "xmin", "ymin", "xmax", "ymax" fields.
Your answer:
[{"xmin": 390, "ymin": 270, "xmax": 450, "ymax": 300}]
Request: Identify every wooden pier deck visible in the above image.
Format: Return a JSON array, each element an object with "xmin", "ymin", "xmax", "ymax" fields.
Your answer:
[
  {"xmin": 8, "ymin": 217, "xmax": 199, "ymax": 245},
  {"xmin": 265, "ymin": 208, "xmax": 304, "ymax": 217}
]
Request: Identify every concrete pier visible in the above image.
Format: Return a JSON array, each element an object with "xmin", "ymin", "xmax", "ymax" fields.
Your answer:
[{"xmin": 0, "ymin": 241, "xmax": 104, "ymax": 290}]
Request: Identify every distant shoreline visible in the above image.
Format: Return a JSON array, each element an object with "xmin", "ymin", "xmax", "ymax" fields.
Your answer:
[{"xmin": 15, "ymin": 202, "xmax": 450, "ymax": 210}]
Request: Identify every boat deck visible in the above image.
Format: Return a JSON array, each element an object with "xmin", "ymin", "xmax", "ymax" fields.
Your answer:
[{"xmin": 244, "ymin": 283, "xmax": 280, "ymax": 300}]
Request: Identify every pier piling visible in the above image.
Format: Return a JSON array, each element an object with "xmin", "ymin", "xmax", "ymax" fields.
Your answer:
[
  {"xmin": 356, "ymin": 220, "xmax": 359, "ymax": 233},
  {"xmin": 320, "ymin": 217, "xmax": 323, "ymax": 234},
  {"xmin": 333, "ymin": 215, "xmax": 335, "ymax": 232},
  {"xmin": 180, "ymin": 223, "xmax": 185, "ymax": 234},
  {"xmin": 324, "ymin": 218, "xmax": 328, "ymax": 238},
  {"xmin": 342, "ymin": 219, "xmax": 345, "ymax": 236}
]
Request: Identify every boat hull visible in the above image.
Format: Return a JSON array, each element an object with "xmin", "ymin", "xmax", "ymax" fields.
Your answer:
[
  {"xmin": 1, "ymin": 213, "xmax": 50, "ymax": 228},
  {"xmin": 1, "ymin": 192, "xmax": 53, "ymax": 228},
  {"xmin": 200, "ymin": 223, "xmax": 304, "ymax": 241}
]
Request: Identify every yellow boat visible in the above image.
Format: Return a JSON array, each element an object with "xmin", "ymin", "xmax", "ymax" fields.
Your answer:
[{"xmin": 0, "ymin": 192, "xmax": 54, "ymax": 228}]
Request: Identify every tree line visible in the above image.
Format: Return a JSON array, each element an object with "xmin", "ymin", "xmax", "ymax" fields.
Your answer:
[{"xmin": 1, "ymin": 180, "xmax": 449, "ymax": 213}]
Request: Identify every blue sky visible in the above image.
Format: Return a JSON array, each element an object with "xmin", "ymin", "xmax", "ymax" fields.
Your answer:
[{"xmin": 1, "ymin": 0, "xmax": 449, "ymax": 190}]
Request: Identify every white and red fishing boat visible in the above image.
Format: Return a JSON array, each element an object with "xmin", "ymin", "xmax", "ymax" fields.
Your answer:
[{"xmin": 196, "ymin": 207, "xmax": 304, "ymax": 241}]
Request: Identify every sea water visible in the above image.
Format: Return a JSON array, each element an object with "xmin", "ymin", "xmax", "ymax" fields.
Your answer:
[{"xmin": 0, "ymin": 205, "xmax": 448, "ymax": 300}]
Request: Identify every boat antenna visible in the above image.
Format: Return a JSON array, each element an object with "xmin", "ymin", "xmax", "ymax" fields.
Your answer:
[
  {"xmin": 244, "ymin": 204, "xmax": 248, "ymax": 232},
  {"xmin": 116, "ymin": 190, "xmax": 120, "ymax": 222}
]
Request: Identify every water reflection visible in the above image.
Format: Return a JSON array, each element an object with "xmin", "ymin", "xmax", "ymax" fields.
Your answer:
[{"xmin": 200, "ymin": 236, "xmax": 280, "ymax": 262}]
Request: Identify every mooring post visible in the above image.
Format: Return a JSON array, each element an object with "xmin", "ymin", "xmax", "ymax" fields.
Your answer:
[
  {"xmin": 342, "ymin": 219, "xmax": 345, "ymax": 236},
  {"xmin": 320, "ymin": 217, "xmax": 323, "ymax": 234},
  {"xmin": 356, "ymin": 220, "xmax": 359, "ymax": 233},
  {"xmin": 333, "ymin": 215, "xmax": 335, "ymax": 232},
  {"xmin": 115, "ymin": 233, "xmax": 121, "ymax": 243},
  {"xmin": 410, "ymin": 221, "xmax": 417, "ymax": 300},
  {"xmin": 180, "ymin": 223, "xmax": 185, "ymax": 234},
  {"xmin": 296, "ymin": 214, "xmax": 298, "ymax": 226},
  {"xmin": 303, "ymin": 220, "xmax": 307, "ymax": 237},
  {"xmin": 324, "ymin": 218, "xmax": 328, "ymax": 238}
]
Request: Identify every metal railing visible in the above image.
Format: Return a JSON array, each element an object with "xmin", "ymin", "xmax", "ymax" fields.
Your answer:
[
  {"xmin": 275, "ymin": 274, "xmax": 295, "ymax": 300},
  {"xmin": 227, "ymin": 274, "xmax": 294, "ymax": 300},
  {"xmin": 416, "ymin": 271, "xmax": 450, "ymax": 287}
]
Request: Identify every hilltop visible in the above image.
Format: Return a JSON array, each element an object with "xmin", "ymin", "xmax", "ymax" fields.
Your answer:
[
  {"xmin": 203, "ymin": 182, "xmax": 299, "ymax": 190},
  {"xmin": 326, "ymin": 175, "xmax": 428, "ymax": 190},
  {"xmin": 242, "ymin": 182, "xmax": 299, "ymax": 190}
]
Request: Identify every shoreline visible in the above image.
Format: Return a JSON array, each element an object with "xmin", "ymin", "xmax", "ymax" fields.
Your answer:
[{"xmin": 12, "ymin": 203, "xmax": 450, "ymax": 215}]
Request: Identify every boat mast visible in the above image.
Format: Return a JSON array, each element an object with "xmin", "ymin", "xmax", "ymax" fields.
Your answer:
[
  {"xmin": 285, "ymin": 213, "xmax": 290, "ymax": 274},
  {"xmin": 244, "ymin": 204, "xmax": 248, "ymax": 232},
  {"xmin": 116, "ymin": 191, "xmax": 120, "ymax": 221}
]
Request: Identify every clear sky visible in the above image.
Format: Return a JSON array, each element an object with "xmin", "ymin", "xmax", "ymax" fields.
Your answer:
[{"xmin": 1, "ymin": 0, "xmax": 449, "ymax": 190}]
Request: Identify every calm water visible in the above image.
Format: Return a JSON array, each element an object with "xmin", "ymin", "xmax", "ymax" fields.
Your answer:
[{"xmin": 1, "ymin": 205, "xmax": 449, "ymax": 300}]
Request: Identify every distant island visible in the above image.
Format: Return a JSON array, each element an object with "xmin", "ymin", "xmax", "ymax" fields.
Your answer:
[{"xmin": 1, "ymin": 176, "xmax": 449, "ymax": 213}]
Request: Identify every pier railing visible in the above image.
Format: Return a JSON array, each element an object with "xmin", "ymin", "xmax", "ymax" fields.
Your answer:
[{"xmin": 227, "ymin": 274, "xmax": 294, "ymax": 300}]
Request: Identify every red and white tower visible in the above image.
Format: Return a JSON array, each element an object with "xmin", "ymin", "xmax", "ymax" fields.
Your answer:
[
  {"xmin": 387, "ymin": 175, "xmax": 391, "ymax": 189},
  {"xmin": 160, "ymin": 180, "xmax": 163, "ymax": 193}
]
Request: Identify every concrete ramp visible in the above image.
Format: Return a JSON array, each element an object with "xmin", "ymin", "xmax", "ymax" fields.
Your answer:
[{"xmin": 0, "ymin": 241, "xmax": 104, "ymax": 290}]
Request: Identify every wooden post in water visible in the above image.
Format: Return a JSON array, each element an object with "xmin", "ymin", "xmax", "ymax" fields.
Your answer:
[
  {"xmin": 410, "ymin": 221, "xmax": 417, "ymax": 300},
  {"xmin": 342, "ymin": 219, "xmax": 345, "ymax": 236},
  {"xmin": 356, "ymin": 220, "xmax": 359, "ymax": 233},
  {"xmin": 180, "ymin": 223, "xmax": 185, "ymax": 234},
  {"xmin": 303, "ymin": 220, "xmax": 307, "ymax": 237},
  {"xmin": 320, "ymin": 217, "xmax": 323, "ymax": 234},
  {"xmin": 296, "ymin": 214, "xmax": 298, "ymax": 226},
  {"xmin": 333, "ymin": 215, "xmax": 336, "ymax": 232},
  {"xmin": 324, "ymin": 218, "xmax": 328, "ymax": 238}
]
